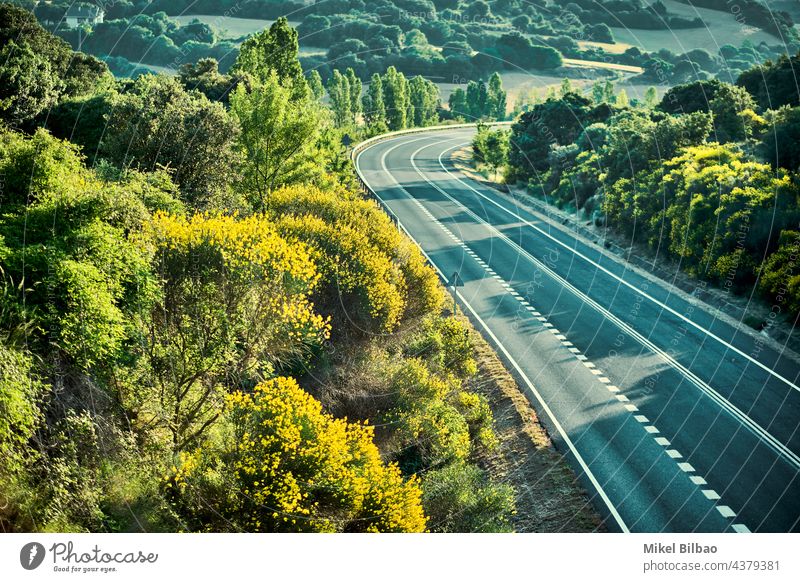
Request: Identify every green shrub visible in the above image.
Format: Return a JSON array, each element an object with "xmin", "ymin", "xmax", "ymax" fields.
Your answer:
[{"xmin": 422, "ymin": 462, "xmax": 515, "ymax": 532}]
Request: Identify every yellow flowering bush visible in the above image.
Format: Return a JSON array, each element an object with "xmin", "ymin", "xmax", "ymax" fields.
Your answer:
[
  {"xmin": 138, "ymin": 213, "xmax": 330, "ymax": 450},
  {"xmin": 268, "ymin": 184, "xmax": 444, "ymax": 333},
  {"xmin": 165, "ymin": 377, "xmax": 427, "ymax": 532}
]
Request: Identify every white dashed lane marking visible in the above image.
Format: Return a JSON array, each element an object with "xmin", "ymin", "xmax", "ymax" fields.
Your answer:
[
  {"xmin": 421, "ymin": 206, "xmax": 747, "ymax": 532},
  {"xmin": 717, "ymin": 506, "xmax": 736, "ymax": 518}
]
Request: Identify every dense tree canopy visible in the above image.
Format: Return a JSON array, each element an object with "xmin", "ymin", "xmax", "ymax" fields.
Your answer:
[{"xmin": 100, "ymin": 74, "xmax": 239, "ymax": 208}]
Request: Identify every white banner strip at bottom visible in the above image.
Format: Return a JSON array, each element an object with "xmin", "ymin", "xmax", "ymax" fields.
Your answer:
[{"xmin": 1, "ymin": 533, "xmax": 797, "ymax": 581}]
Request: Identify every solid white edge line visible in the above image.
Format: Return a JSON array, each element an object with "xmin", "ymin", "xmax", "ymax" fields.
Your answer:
[{"xmin": 356, "ymin": 135, "xmax": 631, "ymax": 534}]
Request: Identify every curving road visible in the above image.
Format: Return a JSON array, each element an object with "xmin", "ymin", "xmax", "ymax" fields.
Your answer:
[{"xmin": 355, "ymin": 127, "xmax": 800, "ymax": 533}]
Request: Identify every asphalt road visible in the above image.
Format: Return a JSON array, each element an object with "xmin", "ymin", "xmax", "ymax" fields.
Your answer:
[{"xmin": 355, "ymin": 128, "xmax": 800, "ymax": 533}]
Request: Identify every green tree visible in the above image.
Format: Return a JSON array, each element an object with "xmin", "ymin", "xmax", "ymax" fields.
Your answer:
[
  {"xmin": 603, "ymin": 144, "xmax": 799, "ymax": 280},
  {"xmin": 142, "ymin": 213, "xmax": 329, "ymax": 450},
  {"xmin": 465, "ymin": 80, "xmax": 486, "ymax": 120},
  {"xmin": 327, "ymin": 69, "xmax": 352, "ymax": 127},
  {"xmin": 658, "ymin": 79, "xmax": 723, "ymax": 114},
  {"xmin": 487, "ymin": 72, "xmax": 507, "ymax": 120},
  {"xmin": 178, "ymin": 58, "xmax": 247, "ymax": 106},
  {"xmin": 233, "ymin": 17, "xmax": 307, "ymax": 101},
  {"xmin": 759, "ymin": 106, "xmax": 800, "ymax": 171},
  {"xmin": 616, "ymin": 89, "xmax": 630, "ymax": 108},
  {"xmin": 560, "ymin": 78, "xmax": 573, "ymax": 97},
  {"xmin": 384, "ymin": 66, "xmax": 410, "ymax": 131},
  {"xmin": 643, "ymin": 86, "xmax": 658, "ymax": 109},
  {"xmin": 709, "ymin": 83, "xmax": 764, "ymax": 143},
  {"xmin": 62, "ymin": 52, "xmax": 112, "ymax": 99},
  {"xmin": 737, "ymin": 53, "xmax": 800, "ymax": 110},
  {"xmin": 603, "ymin": 80, "xmax": 616, "ymax": 103},
  {"xmin": 0, "ymin": 3, "xmax": 72, "ymax": 77},
  {"xmin": 760, "ymin": 230, "xmax": 800, "ymax": 316},
  {"xmin": 307, "ymin": 70, "xmax": 324, "ymax": 100},
  {"xmin": 509, "ymin": 92, "xmax": 598, "ymax": 178},
  {"xmin": 473, "ymin": 126, "xmax": 510, "ymax": 180},
  {"xmin": 101, "ymin": 75, "xmax": 238, "ymax": 209},
  {"xmin": 409, "ymin": 76, "xmax": 440, "ymax": 127},
  {"xmin": 345, "ymin": 67, "xmax": 362, "ymax": 122},
  {"xmin": 363, "ymin": 73, "xmax": 388, "ymax": 133},
  {"xmin": 0, "ymin": 40, "xmax": 63, "ymax": 126},
  {"xmin": 591, "ymin": 81, "xmax": 606, "ymax": 105},
  {"xmin": 230, "ymin": 71, "xmax": 323, "ymax": 210},
  {"xmin": 449, "ymin": 87, "xmax": 468, "ymax": 120}
]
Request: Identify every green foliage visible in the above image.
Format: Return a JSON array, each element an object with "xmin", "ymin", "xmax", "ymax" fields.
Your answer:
[
  {"xmin": 473, "ymin": 125, "xmax": 510, "ymax": 180},
  {"xmin": 604, "ymin": 144, "xmax": 800, "ymax": 282},
  {"xmin": 177, "ymin": 58, "xmax": 247, "ymax": 106},
  {"xmin": 457, "ymin": 75, "xmax": 507, "ymax": 122},
  {"xmin": 165, "ymin": 376, "xmax": 427, "ymax": 532},
  {"xmin": 383, "ymin": 66, "xmax": 411, "ymax": 131},
  {"xmin": 234, "ymin": 17, "xmax": 308, "ymax": 101},
  {"xmin": 509, "ymin": 92, "xmax": 607, "ymax": 179},
  {"xmin": 0, "ymin": 3, "xmax": 110, "ymax": 127},
  {"xmin": 101, "ymin": 74, "xmax": 239, "ymax": 208},
  {"xmin": 659, "ymin": 79, "xmax": 724, "ymax": 114},
  {"xmin": 507, "ymin": 75, "xmax": 800, "ymax": 318},
  {"xmin": 328, "ymin": 69, "xmax": 354, "ymax": 127},
  {"xmin": 140, "ymin": 212, "xmax": 329, "ymax": 450},
  {"xmin": 759, "ymin": 230, "xmax": 800, "ymax": 314},
  {"xmin": 643, "ymin": 87, "xmax": 658, "ymax": 109},
  {"xmin": 760, "ymin": 106, "xmax": 800, "ymax": 171},
  {"xmin": 0, "ymin": 128, "xmax": 165, "ymax": 369},
  {"xmin": 0, "ymin": 40, "xmax": 63, "ymax": 126},
  {"xmin": 231, "ymin": 72, "xmax": 324, "ymax": 210},
  {"xmin": 34, "ymin": 411, "xmax": 107, "ymax": 532},
  {"xmin": 738, "ymin": 53, "xmax": 800, "ymax": 110},
  {"xmin": 487, "ymin": 72, "xmax": 507, "ymax": 120},
  {"xmin": 307, "ymin": 70, "xmax": 324, "ymax": 100},
  {"xmin": 346, "ymin": 68, "xmax": 362, "ymax": 121},
  {"xmin": 0, "ymin": 3, "xmax": 72, "ymax": 74},
  {"xmin": 422, "ymin": 462, "xmax": 515, "ymax": 532},
  {"xmin": 362, "ymin": 73, "xmax": 388, "ymax": 133},
  {"xmin": 409, "ymin": 76, "xmax": 441, "ymax": 127},
  {"xmin": 709, "ymin": 83, "xmax": 764, "ymax": 143},
  {"xmin": 44, "ymin": 94, "xmax": 112, "ymax": 162},
  {"xmin": 0, "ymin": 341, "xmax": 44, "ymax": 482},
  {"xmin": 0, "ymin": 10, "xmax": 523, "ymax": 534},
  {"xmin": 449, "ymin": 87, "xmax": 468, "ymax": 120},
  {"xmin": 406, "ymin": 315, "xmax": 478, "ymax": 378}
]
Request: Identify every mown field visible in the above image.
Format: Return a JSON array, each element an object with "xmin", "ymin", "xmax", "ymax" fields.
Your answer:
[
  {"xmin": 610, "ymin": 0, "xmax": 777, "ymax": 53},
  {"xmin": 172, "ymin": 15, "xmax": 299, "ymax": 41}
]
